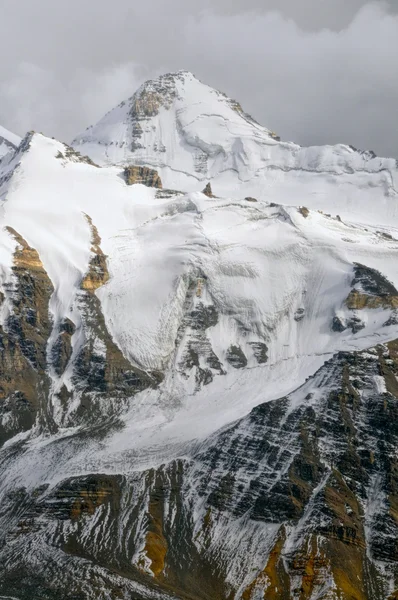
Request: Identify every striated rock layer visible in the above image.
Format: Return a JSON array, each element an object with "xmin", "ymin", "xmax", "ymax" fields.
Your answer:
[
  {"xmin": 124, "ymin": 165, "xmax": 163, "ymax": 188},
  {"xmin": 1, "ymin": 344, "xmax": 398, "ymax": 599}
]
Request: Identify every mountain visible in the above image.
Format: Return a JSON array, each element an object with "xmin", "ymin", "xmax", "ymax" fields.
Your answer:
[
  {"xmin": 0, "ymin": 74, "xmax": 397, "ymax": 599},
  {"xmin": 0, "ymin": 125, "xmax": 21, "ymax": 159},
  {"xmin": 73, "ymin": 71, "xmax": 398, "ymax": 228}
]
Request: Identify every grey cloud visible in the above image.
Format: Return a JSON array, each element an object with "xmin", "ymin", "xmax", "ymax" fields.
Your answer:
[{"xmin": 0, "ymin": 0, "xmax": 397, "ymax": 157}]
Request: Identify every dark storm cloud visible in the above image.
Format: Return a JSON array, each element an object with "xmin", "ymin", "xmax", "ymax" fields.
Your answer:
[{"xmin": 0, "ymin": 0, "xmax": 397, "ymax": 156}]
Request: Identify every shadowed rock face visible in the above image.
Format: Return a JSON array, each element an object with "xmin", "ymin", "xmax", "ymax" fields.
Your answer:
[
  {"xmin": 353, "ymin": 263, "xmax": 398, "ymax": 297},
  {"xmin": 346, "ymin": 263, "xmax": 398, "ymax": 310},
  {"xmin": 0, "ymin": 228, "xmax": 54, "ymax": 444},
  {"xmin": 0, "ymin": 220, "xmax": 159, "ymax": 445},
  {"xmin": 1, "ymin": 342, "xmax": 398, "ymax": 599},
  {"xmin": 51, "ymin": 318, "xmax": 75, "ymax": 376},
  {"xmin": 202, "ymin": 182, "xmax": 214, "ymax": 197},
  {"xmin": 226, "ymin": 344, "xmax": 248, "ymax": 369}
]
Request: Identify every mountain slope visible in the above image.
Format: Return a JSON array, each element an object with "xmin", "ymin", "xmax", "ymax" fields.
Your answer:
[
  {"xmin": 0, "ymin": 132, "xmax": 397, "ymax": 446},
  {"xmin": 0, "ymin": 125, "xmax": 21, "ymax": 160},
  {"xmin": 73, "ymin": 71, "xmax": 398, "ymax": 228},
  {"xmin": 0, "ymin": 75, "xmax": 398, "ymax": 598}
]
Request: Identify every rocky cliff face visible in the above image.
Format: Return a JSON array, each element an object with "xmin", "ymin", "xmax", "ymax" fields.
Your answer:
[
  {"xmin": 0, "ymin": 74, "xmax": 398, "ymax": 599},
  {"xmin": 1, "ymin": 344, "xmax": 398, "ymax": 599},
  {"xmin": 0, "ymin": 227, "xmax": 54, "ymax": 445}
]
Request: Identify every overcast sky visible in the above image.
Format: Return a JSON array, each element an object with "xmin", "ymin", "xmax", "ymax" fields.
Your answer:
[{"xmin": 1, "ymin": 0, "xmax": 397, "ymax": 156}]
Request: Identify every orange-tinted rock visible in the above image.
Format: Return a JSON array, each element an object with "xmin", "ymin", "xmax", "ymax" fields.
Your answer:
[
  {"xmin": 81, "ymin": 214, "xmax": 109, "ymax": 292},
  {"xmin": 124, "ymin": 165, "xmax": 162, "ymax": 188}
]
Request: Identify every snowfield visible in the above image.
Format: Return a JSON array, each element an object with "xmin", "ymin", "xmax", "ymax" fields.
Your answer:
[{"xmin": 0, "ymin": 130, "xmax": 397, "ymax": 479}]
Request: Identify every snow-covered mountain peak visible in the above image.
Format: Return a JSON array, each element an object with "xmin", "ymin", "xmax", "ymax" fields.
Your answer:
[
  {"xmin": 71, "ymin": 70, "xmax": 278, "ymax": 186},
  {"xmin": 129, "ymin": 69, "xmax": 258, "ymax": 119},
  {"xmin": 132, "ymin": 70, "xmax": 198, "ymax": 112},
  {"xmin": 72, "ymin": 72, "xmax": 398, "ymax": 228}
]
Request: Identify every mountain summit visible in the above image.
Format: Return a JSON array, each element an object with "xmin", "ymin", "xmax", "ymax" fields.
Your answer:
[
  {"xmin": 72, "ymin": 70, "xmax": 275, "ymax": 186},
  {"xmin": 73, "ymin": 71, "xmax": 398, "ymax": 226}
]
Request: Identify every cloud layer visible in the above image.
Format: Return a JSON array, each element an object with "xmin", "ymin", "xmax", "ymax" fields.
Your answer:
[{"xmin": 0, "ymin": 0, "xmax": 397, "ymax": 157}]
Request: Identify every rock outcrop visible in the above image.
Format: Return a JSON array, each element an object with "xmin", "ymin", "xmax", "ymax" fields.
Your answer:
[
  {"xmin": 346, "ymin": 263, "xmax": 398, "ymax": 310},
  {"xmin": 74, "ymin": 215, "xmax": 158, "ymax": 404},
  {"xmin": 0, "ymin": 228, "xmax": 54, "ymax": 444},
  {"xmin": 81, "ymin": 214, "xmax": 110, "ymax": 292},
  {"xmin": 124, "ymin": 165, "xmax": 163, "ymax": 188},
  {"xmin": 202, "ymin": 182, "xmax": 214, "ymax": 197}
]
